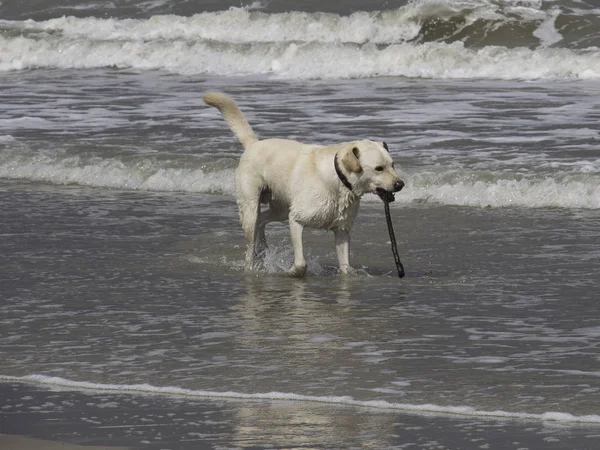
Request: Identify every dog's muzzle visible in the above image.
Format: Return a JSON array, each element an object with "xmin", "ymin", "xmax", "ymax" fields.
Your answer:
[{"xmin": 376, "ymin": 180, "xmax": 405, "ymax": 202}]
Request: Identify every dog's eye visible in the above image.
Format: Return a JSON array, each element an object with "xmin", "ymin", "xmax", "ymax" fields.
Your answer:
[{"xmin": 375, "ymin": 166, "xmax": 384, "ymax": 172}]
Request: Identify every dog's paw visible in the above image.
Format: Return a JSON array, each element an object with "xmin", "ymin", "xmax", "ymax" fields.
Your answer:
[
  {"xmin": 338, "ymin": 265, "xmax": 357, "ymax": 276},
  {"xmin": 287, "ymin": 263, "xmax": 307, "ymax": 278}
]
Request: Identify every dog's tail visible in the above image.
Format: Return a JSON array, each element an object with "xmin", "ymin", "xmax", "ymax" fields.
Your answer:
[{"xmin": 203, "ymin": 92, "xmax": 258, "ymax": 150}]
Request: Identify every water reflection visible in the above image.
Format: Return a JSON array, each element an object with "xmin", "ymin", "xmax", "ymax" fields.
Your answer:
[{"xmin": 226, "ymin": 400, "xmax": 399, "ymax": 449}]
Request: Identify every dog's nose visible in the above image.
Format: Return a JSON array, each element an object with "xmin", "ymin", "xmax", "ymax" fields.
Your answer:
[{"xmin": 393, "ymin": 180, "xmax": 405, "ymax": 192}]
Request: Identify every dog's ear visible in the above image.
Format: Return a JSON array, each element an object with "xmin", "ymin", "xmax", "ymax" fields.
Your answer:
[
  {"xmin": 382, "ymin": 141, "xmax": 389, "ymax": 152},
  {"xmin": 341, "ymin": 145, "xmax": 362, "ymax": 173}
]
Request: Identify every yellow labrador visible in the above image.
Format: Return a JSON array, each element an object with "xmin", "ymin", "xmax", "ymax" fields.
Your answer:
[{"xmin": 204, "ymin": 92, "xmax": 404, "ymax": 276}]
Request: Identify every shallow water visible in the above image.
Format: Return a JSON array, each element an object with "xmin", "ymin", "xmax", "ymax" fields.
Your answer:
[{"xmin": 3, "ymin": 178, "xmax": 600, "ymax": 418}]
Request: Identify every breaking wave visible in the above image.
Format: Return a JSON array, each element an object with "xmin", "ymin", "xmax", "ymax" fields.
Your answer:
[
  {"xmin": 1, "ymin": 147, "xmax": 598, "ymax": 209},
  {"xmin": 0, "ymin": 148, "xmax": 235, "ymax": 194},
  {"xmin": 1, "ymin": 1, "xmax": 600, "ymax": 79}
]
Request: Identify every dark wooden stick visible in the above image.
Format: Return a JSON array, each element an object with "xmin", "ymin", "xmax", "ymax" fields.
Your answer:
[{"xmin": 384, "ymin": 200, "xmax": 405, "ymax": 278}]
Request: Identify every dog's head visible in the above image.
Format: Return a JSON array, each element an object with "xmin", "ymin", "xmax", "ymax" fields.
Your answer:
[{"xmin": 338, "ymin": 140, "xmax": 404, "ymax": 201}]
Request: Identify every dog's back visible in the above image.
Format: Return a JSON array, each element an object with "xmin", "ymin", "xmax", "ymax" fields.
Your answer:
[{"xmin": 239, "ymin": 138, "xmax": 327, "ymax": 205}]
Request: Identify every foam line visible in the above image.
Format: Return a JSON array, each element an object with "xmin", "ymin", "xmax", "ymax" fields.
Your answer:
[
  {"xmin": 1, "ymin": 374, "xmax": 599, "ymax": 424},
  {"xmin": 2, "ymin": 151, "xmax": 598, "ymax": 209}
]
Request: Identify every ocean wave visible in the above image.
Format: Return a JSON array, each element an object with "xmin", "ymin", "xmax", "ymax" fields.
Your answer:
[
  {"xmin": 1, "ymin": 1, "xmax": 600, "ymax": 80},
  {"xmin": 1, "ymin": 374, "xmax": 599, "ymax": 424},
  {"xmin": 4, "ymin": 1, "xmax": 598, "ymax": 48},
  {"xmin": 1, "ymin": 33, "xmax": 599, "ymax": 80},
  {"xmin": 1, "ymin": 150, "xmax": 599, "ymax": 209},
  {"xmin": 401, "ymin": 170, "xmax": 600, "ymax": 209},
  {"xmin": 0, "ymin": 150, "xmax": 236, "ymax": 194}
]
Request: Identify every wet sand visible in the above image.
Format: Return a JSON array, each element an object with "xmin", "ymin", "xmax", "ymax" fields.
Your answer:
[
  {"xmin": 2, "ymin": 380, "xmax": 599, "ymax": 450},
  {"xmin": 0, "ymin": 435, "xmax": 129, "ymax": 450}
]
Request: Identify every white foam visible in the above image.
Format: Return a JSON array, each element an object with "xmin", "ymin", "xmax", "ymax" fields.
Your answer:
[
  {"xmin": 393, "ymin": 170, "xmax": 600, "ymax": 209},
  {"xmin": 1, "ymin": 151, "xmax": 599, "ymax": 209},
  {"xmin": 532, "ymin": 7, "xmax": 563, "ymax": 48},
  {"xmin": 1, "ymin": 32, "xmax": 598, "ymax": 80},
  {"xmin": 0, "ymin": 6, "xmax": 599, "ymax": 80},
  {"xmin": 9, "ymin": 9, "xmax": 421, "ymax": 45},
  {"xmin": 0, "ymin": 152, "xmax": 236, "ymax": 195},
  {"xmin": 1, "ymin": 374, "xmax": 599, "ymax": 424},
  {"xmin": 6, "ymin": 1, "xmax": 567, "ymax": 47}
]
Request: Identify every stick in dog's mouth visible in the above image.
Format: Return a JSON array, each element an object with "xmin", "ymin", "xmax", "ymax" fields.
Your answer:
[
  {"xmin": 382, "ymin": 196, "xmax": 405, "ymax": 278},
  {"xmin": 376, "ymin": 179, "xmax": 404, "ymax": 203},
  {"xmin": 378, "ymin": 182, "xmax": 405, "ymax": 278},
  {"xmin": 376, "ymin": 188, "xmax": 397, "ymax": 203}
]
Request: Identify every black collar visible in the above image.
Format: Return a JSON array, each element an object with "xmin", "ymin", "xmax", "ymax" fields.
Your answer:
[{"xmin": 334, "ymin": 154, "xmax": 353, "ymax": 191}]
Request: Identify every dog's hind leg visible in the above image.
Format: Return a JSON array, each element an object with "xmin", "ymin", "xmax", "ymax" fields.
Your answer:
[
  {"xmin": 254, "ymin": 212, "xmax": 270, "ymax": 256},
  {"xmin": 238, "ymin": 199, "xmax": 259, "ymax": 270},
  {"xmin": 236, "ymin": 177, "xmax": 265, "ymax": 271},
  {"xmin": 253, "ymin": 187, "xmax": 273, "ymax": 255},
  {"xmin": 256, "ymin": 205, "xmax": 288, "ymax": 254}
]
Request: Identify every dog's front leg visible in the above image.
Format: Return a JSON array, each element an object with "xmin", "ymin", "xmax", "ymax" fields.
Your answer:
[
  {"xmin": 334, "ymin": 228, "xmax": 351, "ymax": 275},
  {"xmin": 288, "ymin": 219, "xmax": 307, "ymax": 277}
]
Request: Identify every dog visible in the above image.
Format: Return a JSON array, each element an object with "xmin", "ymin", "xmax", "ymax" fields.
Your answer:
[{"xmin": 203, "ymin": 92, "xmax": 404, "ymax": 276}]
